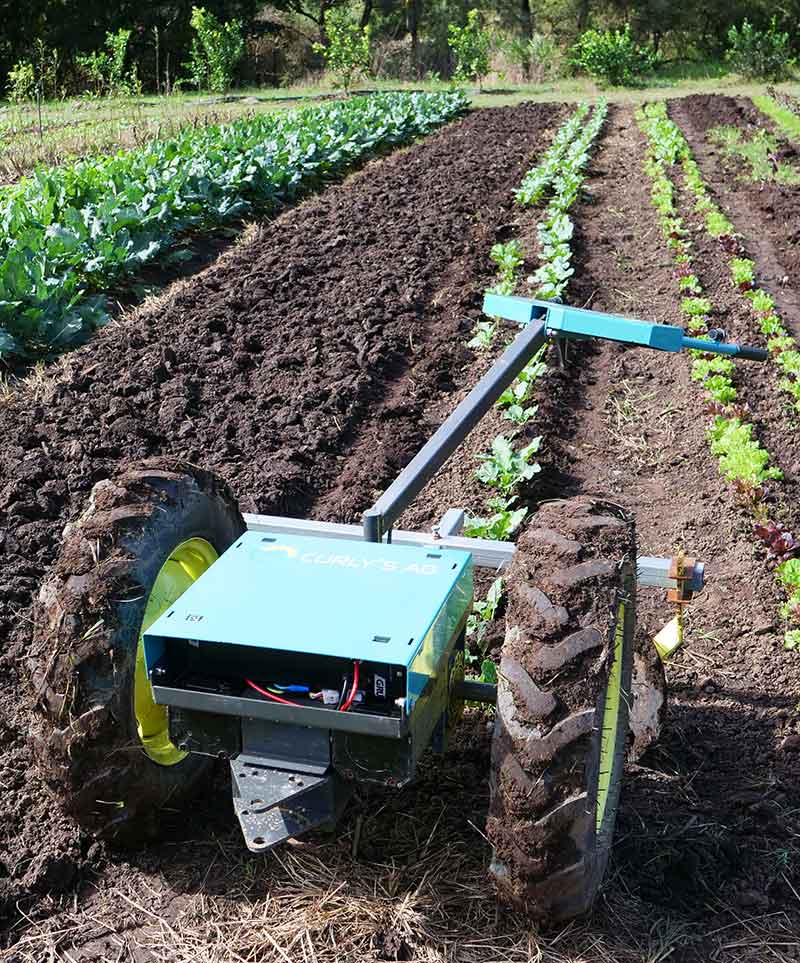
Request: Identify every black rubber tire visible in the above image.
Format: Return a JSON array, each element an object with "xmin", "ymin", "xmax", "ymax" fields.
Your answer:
[
  {"xmin": 29, "ymin": 459, "xmax": 246, "ymax": 842},
  {"xmin": 486, "ymin": 497, "xmax": 635, "ymax": 922}
]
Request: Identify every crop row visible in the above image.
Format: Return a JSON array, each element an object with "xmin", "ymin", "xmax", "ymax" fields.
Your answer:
[
  {"xmin": 464, "ymin": 104, "xmax": 608, "ymax": 663},
  {"xmin": 638, "ymin": 102, "xmax": 800, "ymax": 649},
  {"xmin": 0, "ymin": 90, "xmax": 468, "ymax": 362}
]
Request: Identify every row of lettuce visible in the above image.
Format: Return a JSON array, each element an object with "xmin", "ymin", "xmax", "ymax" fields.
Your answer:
[
  {"xmin": 464, "ymin": 102, "xmax": 608, "ymax": 662},
  {"xmin": 0, "ymin": 90, "xmax": 468, "ymax": 362},
  {"xmin": 637, "ymin": 100, "xmax": 800, "ymax": 649}
]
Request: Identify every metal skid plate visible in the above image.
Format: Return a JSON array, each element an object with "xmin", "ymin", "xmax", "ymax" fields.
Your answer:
[
  {"xmin": 231, "ymin": 758, "xmax": 350, "ymax": 852},
  {"xmin": 230, "ymin": 718, "xmax": 353, "ymax": 852}
]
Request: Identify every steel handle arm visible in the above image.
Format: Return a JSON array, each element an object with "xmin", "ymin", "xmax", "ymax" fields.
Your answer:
[{"xmin": 362, "ymin": 316, "xmax": 548, "ymax": 542}]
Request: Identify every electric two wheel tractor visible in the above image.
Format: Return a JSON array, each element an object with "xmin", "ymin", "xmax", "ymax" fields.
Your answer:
[{"xmin": 31, "ymin": 295, "xmax": 766, "ymax": 921}]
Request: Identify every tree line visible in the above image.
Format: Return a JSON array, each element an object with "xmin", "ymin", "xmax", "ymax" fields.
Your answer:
[{"xmin": 1, "ymin": 0, "xmax": 796, "ymax": 96}]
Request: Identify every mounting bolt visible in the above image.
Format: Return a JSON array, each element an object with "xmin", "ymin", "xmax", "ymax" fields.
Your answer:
[{"xmin": 178, "ymin": 742, "xmax": 189, "ymax": 752}]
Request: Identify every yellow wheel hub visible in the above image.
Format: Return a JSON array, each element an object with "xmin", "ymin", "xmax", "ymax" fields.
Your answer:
[
  {"xmin": 596, "ymin": 601, "xmax": 625, "ymax": 832},
  {"xmin": 134, "ymin": 537, "xmax": 218, "ymax": 766}
]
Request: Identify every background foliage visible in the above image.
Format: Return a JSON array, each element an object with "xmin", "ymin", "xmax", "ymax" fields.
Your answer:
[{"xmin": 1, "ymin": 0, "xmax": 799, "ymax": 95}]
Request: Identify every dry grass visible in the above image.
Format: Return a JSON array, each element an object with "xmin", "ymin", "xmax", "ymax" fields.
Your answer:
[{"xmin": 5, "ymin": 707, "xmax": 798, "ymax": 963}]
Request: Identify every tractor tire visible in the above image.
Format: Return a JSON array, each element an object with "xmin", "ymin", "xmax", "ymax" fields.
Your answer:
[
  {"xmin": 486, "ymin": 497, "xmax": 635, "ymax": 922},
  {"xmin": 29, "ymin": 459, "xmax": 246, "ymax": 842}
]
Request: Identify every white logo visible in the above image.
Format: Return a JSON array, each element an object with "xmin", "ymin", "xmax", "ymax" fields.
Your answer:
[{"xmin": 298, "ymin": 552, "xmax": 438, "ymax": 575}]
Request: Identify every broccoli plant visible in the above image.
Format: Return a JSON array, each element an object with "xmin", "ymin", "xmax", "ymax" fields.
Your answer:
[
  {"xmin": 464, "ymin": 496, "xmax": 528, "ymax": 541},
  {"xmin": 475, "ymin": 435, "xmax": 541, "ymax": 494}
]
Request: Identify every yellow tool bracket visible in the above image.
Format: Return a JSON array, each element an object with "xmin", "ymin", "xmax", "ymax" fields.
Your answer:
[{"xmin": 653, "ymin": 553, "xmax": 699, "ymax": 662}]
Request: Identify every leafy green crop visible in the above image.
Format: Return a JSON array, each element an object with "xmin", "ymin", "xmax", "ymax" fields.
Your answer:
[
  {"xmin": 515, "ymin": 105, "xmax": 590, "ymax": 207},
  {"xmin": 730, "ymin": 258, "xmax": 756, "ymax": 289},
  {"xmin": 475, "ymin": 435, "xmax": 542, "ymax": 494},
  {"xmin": 488, "ymin": 240, "xmax": 525, "ymax": 296},
  {"xmin": 525, "ymin": 100, "xmax": 607, "ymax": 301},
  {"xmin": 777, "ymin": 559, "xmax": 800, "ymax": 648},
  {"xmin": 0, "ymin": 90, "xmax": 467, "ymax": 361},
  {"xmin": 709, "ymin": 124, "xmax": 800, "ymax": 185},
  {"xmin": 752, "ymin": 94, "xmax": 800, "ymax": 145},
  {"xmin": 466, "ymin": 577, "xmax": 504, "ymax": 655},
  {"xmin": 690, "ymin": 356, "xmax": 735, "ymax": 381},
  {"xmin": 708, "ymin": 417, "xmax": 783, "ymax": 486},
  {"xmin": 468, "ymin": 320, "xmax": 497, "ymax": 350},
  {"xmin": 464, "ymin": 496, "xmax": 528, "ymax": 541}
]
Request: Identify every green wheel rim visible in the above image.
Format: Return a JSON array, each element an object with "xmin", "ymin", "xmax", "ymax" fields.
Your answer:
[
  {"xmin": 133, "ymin": 537, "xmax": 218, "ymax": 766},
  {"xmin": 596, "ymin": 601, "xmax": 625, "ymax": 832}
]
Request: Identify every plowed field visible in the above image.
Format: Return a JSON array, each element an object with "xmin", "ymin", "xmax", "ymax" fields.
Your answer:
[{"xmin": 3, "ymin": 96, "xmax": 800, "ymax": 963}]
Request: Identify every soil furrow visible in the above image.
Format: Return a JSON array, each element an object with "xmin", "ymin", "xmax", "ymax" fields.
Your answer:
[
  {"xmin": 671, "ymin": 94, "xmax": 800, "ymax": 338},
  {"xmin": 0, "ymin": 103, "xmax": 565, "ymax": 932}
]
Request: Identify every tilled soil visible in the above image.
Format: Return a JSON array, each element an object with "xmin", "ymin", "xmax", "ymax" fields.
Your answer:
[
  {"xmin": 0, "ymin": 102, "xmax": 565, "ymax": 933},
  {"xmin": 4, "ymin": 98, "xmax": 800, "ymax": 963},
  {"xmin": 671, "ymin": 94, "xmax": 800, "ymax": 338}
]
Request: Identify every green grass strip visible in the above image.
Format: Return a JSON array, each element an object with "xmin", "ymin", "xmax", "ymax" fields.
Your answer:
[{"xmin": 752, "ymin": 93, "xmax": 800, "ymax": 144}]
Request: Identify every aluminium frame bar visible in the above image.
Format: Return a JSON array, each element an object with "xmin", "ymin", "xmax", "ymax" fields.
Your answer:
[{"xmin": 244, "ymin": 514, "xmax": 705, "ymax": 592}]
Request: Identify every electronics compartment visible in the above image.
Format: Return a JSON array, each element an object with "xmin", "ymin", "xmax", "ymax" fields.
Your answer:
[{"xmin": 149, "ymin": 640, "xmax": 406, "ymax": 717}]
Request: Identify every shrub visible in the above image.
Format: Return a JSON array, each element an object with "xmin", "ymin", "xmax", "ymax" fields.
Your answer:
[
  {"xmin": 504, "ymin": 32, "xmax": 564, "ymax": 82},
  {"xmin": 7, "ymin": 60, "xmax": 35, "ymax": 102},
  {"xmin": 313, "ymin": 7, "xmax": 371, "ymax": 91},
  {"xmin": 448, "ymin": 10, "xmax": 491, "ymax": 86},
  {"xmin": 185, "ymin": 6, "xmax": 245, "ymax": 93},
  {"xmin": 76, "ymin": 29, "xmax": 139, "ymax": 97},
  {"xmin": 571, "ymin": 24, "xmax": 658, "ymax": 87},
  {"xmin": 726, "ymin": 18, "xmax": 794, "ymax": 81}
]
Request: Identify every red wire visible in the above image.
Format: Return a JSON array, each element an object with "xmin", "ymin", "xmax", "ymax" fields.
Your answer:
[
  {"xmin": 245, "ymin": 678, "xmax": 299, "ymax": 706},
  {"xmin": 246, "ymin": 661, "xmax": 360, "ymax": 711},
  {"xmin": 339, "ymin": 661, "xmax": 360, "ymax": 712}
]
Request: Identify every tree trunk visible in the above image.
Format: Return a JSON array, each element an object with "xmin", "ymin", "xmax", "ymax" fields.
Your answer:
[
  {"xmin": 407, "ymin": 0, "xmax": 420, "ymax": 79},
  {"xmin": 360, "ymin": 0, "xmax": 373, "ymax": 30},
  {"xmin": 577, "ymin": 0, "xmax": 590, "ymax": 32},
  {"xmin": 520, "ymin": 0, "xmax": 533, "ymax": 39},
  {"xmin": 520, "ymin": 0, "xmax": 533, "ymax": 79},
  {"xmin": 319, "ymin": 0, "xmax": 331, "ymax": 42}
]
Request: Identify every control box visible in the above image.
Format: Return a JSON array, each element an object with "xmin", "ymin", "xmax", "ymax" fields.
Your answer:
[{"xmin": 144, "ymin": 531, "xmax": 473, "ymax": 763}]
